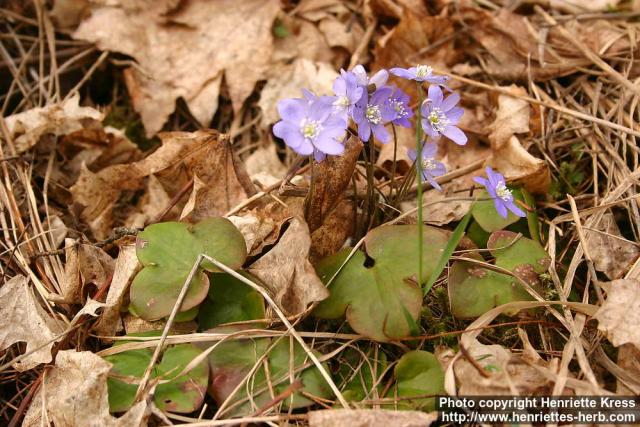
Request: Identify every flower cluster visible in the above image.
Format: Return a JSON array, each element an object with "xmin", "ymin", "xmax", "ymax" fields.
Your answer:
[
  {"xmin": 272, "ymin": 64, "xmax": 460, "ymax": 163},
  {"xmin": 272, "ymin": 63, "xmax": 525, "ymax": 218}
]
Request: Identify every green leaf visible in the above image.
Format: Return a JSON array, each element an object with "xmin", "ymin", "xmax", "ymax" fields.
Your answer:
[
  {"xmin": 198, "ymin": 272, "xmax": 265, "ymax": 330},
  {"xmin": 392, "ymin": 350, "xmax": 444, "ymax": 411},
  {"xmin": 129, "ymin": 217, "xmax": 247, "ymax": 320},
  {"xmin": 104, "ymin": 339, "xmax": 209, "ymax": 414},
  {"xmin": 154, "ymin": 345, "xmax": 209, "ymax": 413},
  {"xmin": 471, "ymin": 189, "xmax": 525, "ymax": 232},
  {"xmin": 338, "ymin": 347, "xmax": 387, "ymax": 403},
  {"xmin": 206, "ymin": 335, "xmax": 332, "ymax": 415},
  {"xmin": 314, "ymin": 225, "xmax": 450, "ymax": 341},
  {"xmin": 424, "ymin": 212, "xmax": 472, "ymax": 295},
  {"xmin": 448, "ymin": 231, "xmax": 550, "ymax": 319}
]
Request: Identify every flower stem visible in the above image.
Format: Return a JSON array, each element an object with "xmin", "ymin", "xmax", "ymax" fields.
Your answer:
[{"xmin": 416, "ymin": 83, "xmax": 425, "ymax": 288}]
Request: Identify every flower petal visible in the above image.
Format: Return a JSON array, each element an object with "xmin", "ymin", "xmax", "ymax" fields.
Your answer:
[
  {"xmin": 315, "ymin": 133, "xmax": 345, "ymax": 155},
  {"xmin": 277, "ymin": 98, "xmax": 307, "ymax": 123},
  {"xmin": 506, "ymin": 201, "xmax": 526, "ymax": 218},
  {"xmin": 494, "ymin": 200, "xmax": 508, "ymax": 218},
  {"xmin": 427, "ymin": 85, "xmax": 443, "ymax": 107},
  {"xmin": 473, "ymin": 176, "xmax": 489, "ymax": 187},
  {"xmin": 371, "ymin": 124, "xmax": 390, "ymax": 144},
  {"xmin": 441, "ymin": 92, "xmax": 460, "ymax": 111},
  {"xmin": 446, "ymin": 107, "xmax": 464, "ymax": 124},
  {"xmin": 333, "ymin": 75, "xmax": 347, "ymax": 96},
  {"xmin": 441, "ymin": 125, "xmax": 467, "ymax": 145},
  {"xmin": 358, "ymin": 121, "xmax": 372, "ymax": 142},
  {"xmin": 273, "ymin": 121, "xmax": 303, "ymax": 149},
  {"xmin": 407, "ymin": 148, "xmax": 417, "ymax": 162},
  {"xmin": 422, "ymin": 142, "xmax": 438, "ymax": 158},
  {"xmin": 370, "ymin": 69, "xmax": 389, "ymax": 88},
  {"xmin": 426, "ymin": 174, "xmax": 442, "ymax": 191}
]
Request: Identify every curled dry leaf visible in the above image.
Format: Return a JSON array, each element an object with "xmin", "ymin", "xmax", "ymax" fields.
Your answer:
[
  {"xmin": 74, "ymin": 0, "xmax": 280, "ymax": 136},
  {"xmin": 594, "ymin": 279, "xmax": 640, "ymax": 348},
  {"xmin": 71, "ymin": 130, "xmax": 250, "ymax": 239},
  {"xmin": 244, "ymin": 144, "xmax": 288, "ymax": 187},
  {"xmin": 273, "ymin": 15, "xmax": 335, "ymax": 64},
  {"xmin": 309, "ymin": 409, "xmax": 437, "ymax": 427},
  {"xmin": 584, "ymin": 212, "xmax": 639, "ymax": 280},
  {"xmin": 0, "ymin": 276, "xmax": 64, "ymax": 371},
  {"xmin": 63, "ymin": 240, "xmax": 115, "ymax": 304},
  {"xmin": 248, "ymin": 216, "xmax": 329, "ymax": 314},
  {"xmin": 461, "ymin": 8, "xmax": 632, "ymax": 81},
  {"xmin": 617, "ymin": 344, "xmax": 640, "ymax": 394},
  {"xmin": 487, "ymin": 86, "xmax": 549, "ymax": 194},
  {"xmin": 4, "ymin": 94, "xmax": 103, "ymax": 154},
  {"xmin": 259, "ymin": 58, "xmax": 338, "ymax": 126},
  {"xmin": 453, "ymin": 340, "xmax": 551, "ymax": 395},
  {"xmin": 23, "ymin": 350, "xmax": 148, "ymax": 427},
  {"xmin": 93, "ymin": 244, "xmax": 141, "ymax": 337}
]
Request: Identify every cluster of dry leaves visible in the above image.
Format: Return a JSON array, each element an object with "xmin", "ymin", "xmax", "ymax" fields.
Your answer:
[{"xmin": 1, "ymin": 0, "xmax": 640, "ymax": 425}]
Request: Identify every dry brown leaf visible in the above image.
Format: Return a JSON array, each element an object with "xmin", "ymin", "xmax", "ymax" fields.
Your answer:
[
  {"xmin": 50, "ymin": 0, "xmax": 90, "ymax": 30},
  {"xmin": 368, "ymin": 0, "xmax": 428, "ymax": 19},
  {"xmin": 259, "ymin": 58, "xmax": 338, "ymax": 126},
  {"xmin": 376, "ymin": 125, "xmax": 415, "ymax": 176},
  {"xmin": 228, "ymin": 211, "xmax": 279, "ymax": 255},
  {"xmin": 462, "ymin": 8, "xmax": 631, "ymax": 81},
  {"xmin": 245, "ymin": 144, "xmax": 288, "ymax": 187},
  {"xmin": 122, "ymin": 312, "xmax": 197, "ymax": 335},
  {"xmin": 62, "ymin": 240, "xmax": 115, "ymax": 303},
  {"xmin": 4, "ymin": 94, "xmax": 103, "ymax": 154},
  {"xmin": 617, "ymin": 344, "xmax": 640, "ymax": 394},
  {"xmin": 0, "ymin": 276, "xmax": 64, "ymax": 371},
  {"xmin": 550, "ymin": 0, "xmax": 621, "ymax": 13},
  {"xmin": 125, "ymin": 174, "xmax": 173, "ymax": 229},
  {"xmin": 373, "ymin": 8, "xmax": 460, "ymax": 95},
  {"xmin": 248, "ymin": 216, "xmax": 329, "ymax": 314},
  {"xmin": 454, "ymin": 340, "xmax": 551, "ymax": 395},
  {"xmin": 584, "ymin": 213, "xmax": 639, "ymax": 280},
  {"xmin": 75, "ymin": 0, "xmax": 280, "ymax": 136},
  {"xmin": 305, "ymin": 137, "xmax": 362, "ymax": 232},
  {"xmin": 176, "ymin": 132, "xmax": 254, "ymax": 222},
  {"xmin": 295, "ymin": 0, "xmax": 350, "ymax": 21},
  {"xmin": 485, "ymin": 86, "xmax": 549, "ymax": 194},
  {"xmin": 310, "ymin": 199, "xmax": 355, "ymax": 262},
  {"xmin": 309, "ymin": 409, "xmax": 437, "ymax": 427},
  {"xmin": 488, "ymin": 86, "xmax": 531, "ymax": 148},
  {"xmin": 70, "ymin": 130, "xmax": 247, "ymax": 238},
  {"xmin": 273, "ymin": 15, "xmax": 335, "ymax": 64},
  {"xmin": 93, "ymin": 244, "xmax": 141, "ymax": 337},
  {"xmin": 595, "ymin": 279, "xmax": 640, "ymax": 348},
  {"xmin": 23, "ymin": 350, "xmax": 148, "ymax": 427},
  {"xmin": 317, "ymin": 16, "xmax": 364, "ymax": 53}
]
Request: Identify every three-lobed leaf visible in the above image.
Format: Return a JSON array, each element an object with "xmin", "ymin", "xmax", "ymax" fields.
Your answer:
[{"xmin": 314, "ymin": 225, "xmax": 449, "ymax": 342}]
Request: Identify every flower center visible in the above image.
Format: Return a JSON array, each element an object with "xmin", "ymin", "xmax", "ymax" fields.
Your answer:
[
  {"xmin": 427, "ymin": 108, "xmax": 449, "ymax": 132},
  {"xmin": 300, "ymin": 119, "xmax": 322, "ymax": 140},
  {"xmin": 421, "ymin": 157, "xmax": 437, "ymax": 171},
  {"xmin": 495, "ymin": 181, "xmax": 512, "ymax": 201},
  {"xmin": 365, "ymin": 104, "xmax": 382, "ymax": 124},
  {"xmin": 333, "ymin": 95, "xmax": 350, "ymax": 108},
  {"xmin": 415, "ymin": 65, "xmax": 432, "ymax": 78},
  {"xmin": 391, "ymin": 99, "xmax": 407, "ymax": 118}
]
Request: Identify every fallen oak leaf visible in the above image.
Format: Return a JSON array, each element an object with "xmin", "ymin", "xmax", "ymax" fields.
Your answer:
[
  {"xmin": 74, "ymin": 0, "xmax": 281, "ymax": 136},
  {"xmin": 594, "ymin": 279, "xmax": 640, "ymax": 348},
  {"xmin": 23, "ymin": 350, "xmax": 148, "ymax": 427},
  {"xmin": 248, "ymin": 216, "xmax": 329, "ymax": 315},
  {"xmin": 0, "ymin": 275, "xmax": 64, "ymax": 372},
  {"xmin": 4, "ymin": 94, "xmax": 103, "ymax": 154}
]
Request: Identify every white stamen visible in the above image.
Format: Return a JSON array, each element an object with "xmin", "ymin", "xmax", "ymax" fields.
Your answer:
[
  {"xmin": 390, "ymin": 99, "xmax": 407, "ymax": 118},
  {"xmin": 421, "ymin": 157, "xmax": 438, "ymax": 171},
  {"xmin": 427, "ymin": 108, "xmax": 449, "ymax": 132},
  {"xmin": 415, "ymin": 64, "xmax": 433, "ymax": 78},
  {"xmin": 300, "ymin": 118, "xmax": 322, "ymax": 141},
  {"xmin": 365, "ymin": 104, "xmax": 382, "ymax": 124},
  {"xmin": 333, "ymin": 96, "xmax": 350, "ymax": 108},
  {"xmin": 495, "ymin": 181, "xmax": 512, "ymax": 201}
]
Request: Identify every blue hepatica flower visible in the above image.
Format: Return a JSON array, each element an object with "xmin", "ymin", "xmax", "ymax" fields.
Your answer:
[
  {"xmin": 420, "ymin": 85, "xmax": 466, "ymax": 145},
  {"xmin": 386, "ymin": 87, "xmax": 413, "ymax": 128},
  {"xmin": 390, "ymin": 64, "xmax": 449, "ymax": 86},
  {"xmin": 352, "ymin": 86, "xmax": 395, "ymax": 144},
  {"xmin": 473, "ymin": 167, "xmax": 526, "ymax": 218},
  {"xmin": 332, "ymin": 69, "xmax": 363, "ymax": 120},
  {"xmin": 407, "ymin": 142, "xmax": 446, "ymax": 191},
  {"xmin": 352, "ymin": 64, "xmax": 389, "ymax": 89},
  {"xmin": 273, "ymin": 91, "xmax": 347, "ymax": 162}
]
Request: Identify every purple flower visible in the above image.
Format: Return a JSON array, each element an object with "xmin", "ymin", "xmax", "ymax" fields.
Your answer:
[
  {"xmin": 386, "ymin": 87, "xmax": 413, "ymax": 127},
  {"xmin": 407, "ymin": 142, "xmax": 446, "ymax": 191},
  {"xmin": 352, "ymin": 64, "xmax": 389, "ymax": 89},
  {"xmin": 352, "ymin": 86, "xmax": 395, "ymax": 144},
  {"xmin": 390, "ymin": 64, "xmax": 449, "ymax": 86},
  {"xmin": 473, "ymin": 167, "xmax": 526, "ymax": 218},
  {"xmin": 273, "ymin": 91, "xmax": 347, "ymax": 162},
  {"xmin": 332, "ymin": 70, "xmax": 363, "ymax": 119},
  {"xmin": 420, "ymin": 85, "xmax": 466, "ymax": 145}
]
